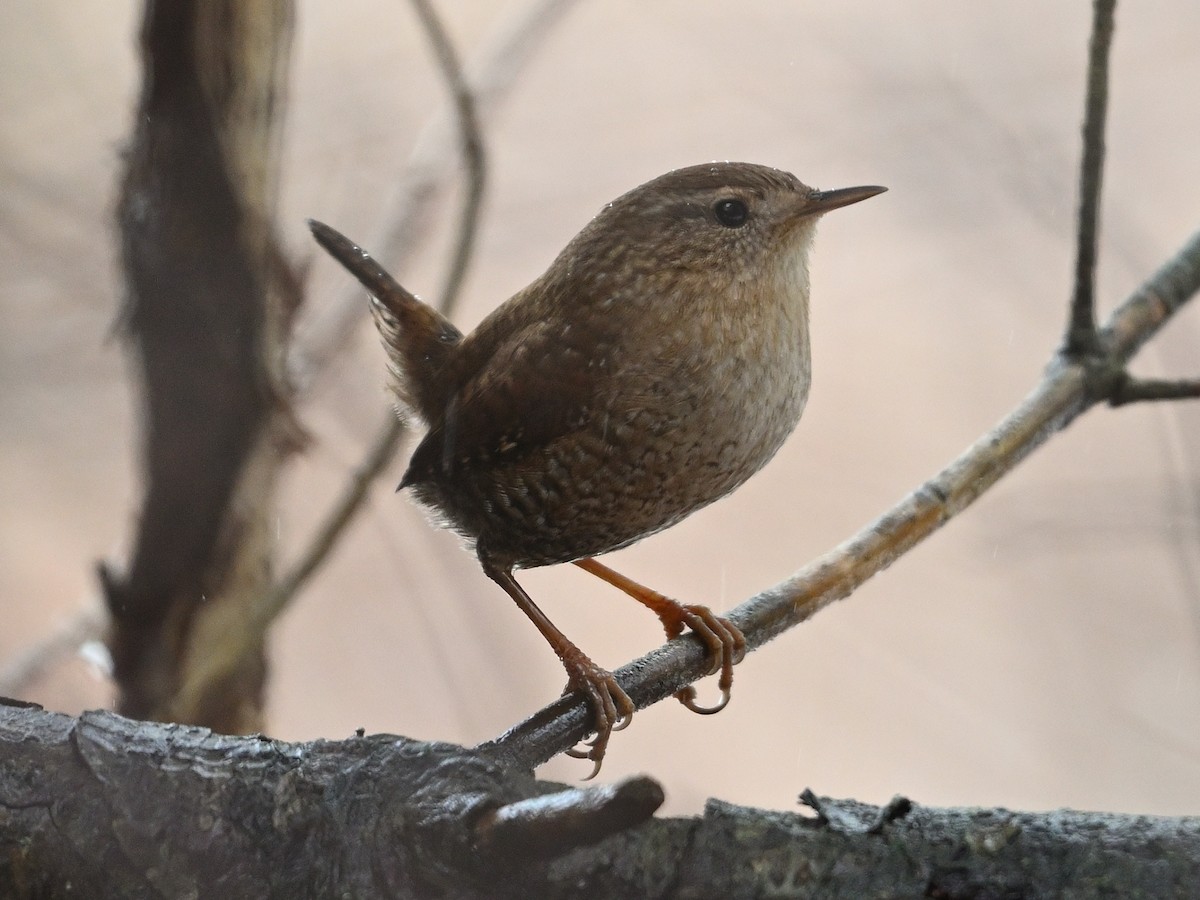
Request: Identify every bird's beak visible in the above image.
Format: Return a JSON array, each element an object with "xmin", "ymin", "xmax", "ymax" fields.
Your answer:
[{"xmin": 806, "ymin": 184, "xmax": 887, "ymax": 214}]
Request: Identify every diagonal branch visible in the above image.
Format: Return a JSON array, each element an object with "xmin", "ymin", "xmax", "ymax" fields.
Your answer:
[
  {"xmin": 1064, "ymin": 0, "xmax": 1117, "ymax": 356},
  {"xmin": 482, "ymin": 226, "xmax": 1200, "ymax": 770}
]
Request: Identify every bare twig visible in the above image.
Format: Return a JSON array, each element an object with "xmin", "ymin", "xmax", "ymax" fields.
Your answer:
[
  {"xmin": 1110, "ymin": 376, "xmax": 1200, "ymax": 406},
  {"xmin": 0, "ymin": 608, "xmax": 104, "ymax": 699},
  {"xmin": 257, "ymin": 415, "xmax": 405, "ymax": 630},
  {"xmin": 291, "ymin": 0, "xmax": 581, "ymax": 386},
  {"xmin": 408, "ymin": 0, "xmax": 487, "ymax": 315},
  {"xmin": 1065, "ymin": 0, "xmax": 1117, "ymax": 357},
  {"xmin": 481, "ymin": 227, "xmax": 1200, "ymax": 769}
]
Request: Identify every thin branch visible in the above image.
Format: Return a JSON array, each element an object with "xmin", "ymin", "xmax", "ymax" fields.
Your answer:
[
  {"xmin": 1110, "ymin": 376, "xmax": 1200, "ymax": 406},
  {"xmin": 1064, "ymin": 0, "xmax": 1117, "ymax": 357},
  {"xmin": 290, "ymin": 0, "xmax": 581, "ymax": 387},
  {"xmin": 0, "ymin": 608, "xmax": 104, "ymax": 699},
  {"xmin": 407, "ymin": 0, "xmax": 487, "ymax": 316},
  {"xmin": 481, "ymin": 227, "xmax": 1200, "ymax": 770},
  {"xmin": 261, "ymin": 415, "xmax": 404, "ymax": 622}
]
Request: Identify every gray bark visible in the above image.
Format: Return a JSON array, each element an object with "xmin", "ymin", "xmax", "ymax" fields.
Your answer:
[{"xmin": 2, "ymin": 701, "xmax": 1197, "ymax": 898}]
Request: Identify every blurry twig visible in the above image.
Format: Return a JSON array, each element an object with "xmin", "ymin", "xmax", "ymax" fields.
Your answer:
[
  {"xmin": 274, "ymin": 416, "xmax": 405, "ymax": 617},
  {"xmin": 290, "ymin": 0, "xmax": 580, "ymax": 387},
  {"xmin": 409, "ymin": 0, "xmax": 487, "ymax": 316},
  {"xmin": 273, "ymin": 0, "xmax": 487, "ymax": 628},
  {"xmin": 0, "ymin": 607, "xmax": 104, "ymax": 699}
]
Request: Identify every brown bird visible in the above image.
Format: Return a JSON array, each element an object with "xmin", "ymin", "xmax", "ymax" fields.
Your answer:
[{"xmin": 309, "ymin": 162, "xmax": 884, "ymax": 775}]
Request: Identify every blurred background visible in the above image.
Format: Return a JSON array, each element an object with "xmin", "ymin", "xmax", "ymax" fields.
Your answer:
[{"xmin": 2, "ymin": 0, "xmax": 1198, "ymax": 817}]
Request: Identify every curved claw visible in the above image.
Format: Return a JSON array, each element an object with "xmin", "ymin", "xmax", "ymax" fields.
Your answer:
[
  {"xmin": 560, "ymin": 660, "xmax": 636, "ymax": 778},
  {"xmin": 675, "ymin": 683, "xmax": 731, "ymax": 715},
  {"xmin": 669, "ymin": 606, "xmax": 747, "ymax": 716},
  {"xmin": 569, "ymin": 559, "xmax": 748, "ymax": 723}
]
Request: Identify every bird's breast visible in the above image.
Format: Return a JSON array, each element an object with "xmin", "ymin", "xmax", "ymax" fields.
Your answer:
[
  {"xmin": 505, "ymin": 279, "xmax": 814, "ymax": 561},
  {"xmin": 624, "ymin": 281, "xmax": 812, "ymax": 498}
]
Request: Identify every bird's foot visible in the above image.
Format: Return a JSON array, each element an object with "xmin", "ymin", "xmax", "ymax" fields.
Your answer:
[
  {"xmin": 665, "ymin": 605, "xmax": 747, "ymax": 715},
  {"xmin": 560, "ymin": 657, "xmax": 635, "ymax": 779}
]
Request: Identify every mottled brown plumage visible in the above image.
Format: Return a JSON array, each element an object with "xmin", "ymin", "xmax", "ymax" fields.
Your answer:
[{"xmin": 310, "ymin": 162, "xmax": 884, "ymax": 775}]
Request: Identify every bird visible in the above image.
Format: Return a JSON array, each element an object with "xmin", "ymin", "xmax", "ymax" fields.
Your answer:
[{"xmin": 309, "ymin": 161, "xmax": 884, "ymax": 776}]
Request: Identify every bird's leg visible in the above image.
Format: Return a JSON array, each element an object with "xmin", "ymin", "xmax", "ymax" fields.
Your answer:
[
  {"xmin": 479, "ymin": 552, "xmax": 635, "ymax": 778},
  {"xmin": 572, "ymin": 558, "xmax": 746, "ymax": 715}
]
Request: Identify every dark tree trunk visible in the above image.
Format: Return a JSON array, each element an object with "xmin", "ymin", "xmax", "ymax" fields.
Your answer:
[{"xmin": 103, "ymin": 0, "xmax": 298, "ymax": 733}]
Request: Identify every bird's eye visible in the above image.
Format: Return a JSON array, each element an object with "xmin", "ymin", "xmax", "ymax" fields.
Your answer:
[{"xmin": 713, "ymin": 198, "xmax": 749, "ymax": 228}]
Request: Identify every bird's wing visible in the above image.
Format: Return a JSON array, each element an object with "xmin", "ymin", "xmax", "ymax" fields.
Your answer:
[{"xmin": 401, "ymin": 313, "xmax": 618, "ymax": 489}]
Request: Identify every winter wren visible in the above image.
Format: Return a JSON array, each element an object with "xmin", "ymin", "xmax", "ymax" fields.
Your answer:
[{"xmin": 309, "ymin": 162, "xmax": 884, "ymax": 775}]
